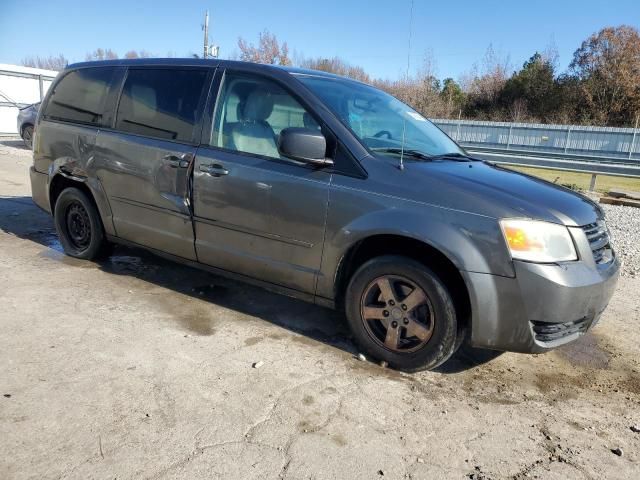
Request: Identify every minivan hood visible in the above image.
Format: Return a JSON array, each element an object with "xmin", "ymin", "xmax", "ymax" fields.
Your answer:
[{"xmin": 392, "ymin": 160, "xmax": 602, "ymax": 226}]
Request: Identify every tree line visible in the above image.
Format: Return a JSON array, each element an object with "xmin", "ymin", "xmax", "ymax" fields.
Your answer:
[
  {"xmin": 235, "ymin": 25, "xmax": 640, "ymax": 128},
  {"xmin": 21, "ymin": 48, "xmax": 156, "ymax": 71},
  {"xmin": 21, "ymin": 25, "xmax": 640, "ymax": 127}
]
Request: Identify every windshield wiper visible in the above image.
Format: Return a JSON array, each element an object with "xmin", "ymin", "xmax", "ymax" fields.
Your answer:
[
  {"xmin": 372, "ymin": 147, "xmax": 433, "ymax": 161},
  {"xmin": 428, "ymin": 152, "xmax": 478, "ymax": 162}
]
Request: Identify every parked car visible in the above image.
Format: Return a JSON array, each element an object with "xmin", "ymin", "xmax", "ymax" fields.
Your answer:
[
  {"xmin": 29, "ymin": 59, "xmax": 620, "ymax": 371},
  {"xmin": 17, "ymin": 102, "xmax": 39, "ymax": 149}
]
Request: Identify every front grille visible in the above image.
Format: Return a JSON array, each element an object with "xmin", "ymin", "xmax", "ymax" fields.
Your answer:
[
  {"xmin": 531, "ymin": 318, "xmax": 589, "ymax": 343},
  {"xmin": 581, "ymin": 221, "xmax": 613, "ymax": 265}
]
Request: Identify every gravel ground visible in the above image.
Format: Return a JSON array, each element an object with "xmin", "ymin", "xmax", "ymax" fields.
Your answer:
[{"xmin": 602, "ymin": 204, "xmax": 640, "ymax": 278}]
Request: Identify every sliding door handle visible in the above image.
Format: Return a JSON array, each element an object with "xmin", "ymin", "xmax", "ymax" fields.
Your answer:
[
  {"xmin": 163, "ymin": 153, "xmax": 192, "ymax": 168},
  {"xmin": 200, "ymin": 163, "xmax": 229, "ymax": 177}
]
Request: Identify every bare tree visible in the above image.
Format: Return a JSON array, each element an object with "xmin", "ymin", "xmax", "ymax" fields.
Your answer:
[
  {"xmin": 21, "ymin": 54, "xmax": 68, "ymax": 71},
  {"xmin": 374, "ymin": 52, "xmax": 447, "ymax": 118},
  {"xmin": 237, "ymin": 30, "xmax": 291, "ymax": 65},
  {"xmin": 470, "ymin": 45, "xmax": 511, "ymax": 102},
  {"xmin": 299, "ymin": 56, "xmax": 370, "ymax": 82},
  {"xmin": 542, "ymin": 36, "xmax": 560, "ymax": 72},
  {"xmin": 508, "ymin": 98, "xmax": 529, "ymax": 122},
  {"xmin": 85, "ymin": 48, "xmax": 119, "ymax": 61},
  {"xmin": 462, "ymin": 44, "xmax": 512, "ymax": 120},
  {"xmin": 124, "ymin": 50, "xmax": 153, "ymax": 59}
]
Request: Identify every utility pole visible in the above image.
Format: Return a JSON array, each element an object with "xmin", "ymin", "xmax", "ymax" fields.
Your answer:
[
  {"xmin": 201, "ymin": 10, "xmax": 219, "ymax": 59},
  {"xmin": 203, "ymin": 11, "xmax": 209, "ymax": 59}
]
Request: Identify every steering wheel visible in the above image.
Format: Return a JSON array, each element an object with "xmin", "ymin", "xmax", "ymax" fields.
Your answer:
[{"xmin": 373, "ymin": 130, "xmax": 393, "ymax": 140}]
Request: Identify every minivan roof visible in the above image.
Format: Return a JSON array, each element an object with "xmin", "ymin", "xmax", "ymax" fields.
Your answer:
[{"xmin": 65, "ymin": 58, "xmax": 365, "ymax": 84}]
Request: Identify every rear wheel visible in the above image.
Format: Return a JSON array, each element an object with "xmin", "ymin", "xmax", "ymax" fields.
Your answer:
[
  {"xmin": 54, "ymin": 187, "xmax": 110, "ymax": 260},
  {"xmin": 22, "ymin": 125, "xmax": 34, "ymax": 149},
  {"xmin": 345, "ymin": 255, "xmax": 459, "ymax": 372}
]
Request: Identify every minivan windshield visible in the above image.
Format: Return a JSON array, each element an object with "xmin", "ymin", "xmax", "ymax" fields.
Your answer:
[{"xmin": 296, "ymin": 74, "xmax": 465, "ymax": 160}]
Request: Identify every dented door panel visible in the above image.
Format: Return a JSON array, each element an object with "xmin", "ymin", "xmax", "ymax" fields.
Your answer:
[{"xmin": 95, "ymin": 130, "xmax": 197, "ymax": 260}]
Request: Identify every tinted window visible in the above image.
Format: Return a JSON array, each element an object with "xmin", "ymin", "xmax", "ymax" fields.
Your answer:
[
  {"xmin": 44, "ymin": 67, "xmax": 115, "ymax": 126},
  {"xmin": 116, "ymin": 69, "xmax": 207, "ymax": 142},
  {"xmin": 211, "ymin": 72, "xmax": 321, "ymax": 159}
]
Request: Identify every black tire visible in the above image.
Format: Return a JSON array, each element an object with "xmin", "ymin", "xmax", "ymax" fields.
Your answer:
[
  {"xmin": 22, "ymin": 125, "xmax": 34, "ymax": 149},
  {"xmin": 345, "ymin": 255, "xmax": 459, "ymax": 372},
  {"xmin": 54, "ymin": 187, "xmax": 110, "ymax": 260}
]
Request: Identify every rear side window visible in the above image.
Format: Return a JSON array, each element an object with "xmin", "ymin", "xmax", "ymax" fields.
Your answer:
[
  {"xmin": 116, "ymin": 69, "xmax": 207, "ymax": 143},
  {"xmin": 44, "ymin": 67, "xmax": 116, "ymax": 126}
]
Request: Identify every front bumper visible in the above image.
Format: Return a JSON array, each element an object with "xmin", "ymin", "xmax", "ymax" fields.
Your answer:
[{"xmin": 463, "ymin": 236, "xmax": 621, "ymax": 353}]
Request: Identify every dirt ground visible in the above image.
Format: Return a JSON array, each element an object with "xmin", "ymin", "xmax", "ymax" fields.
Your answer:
[{"xmin": 1, "ymin": 140, "xmax": 639, "ymax": 480}]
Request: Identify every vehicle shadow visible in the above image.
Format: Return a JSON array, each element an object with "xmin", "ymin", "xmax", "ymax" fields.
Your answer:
[
  {"xmin": 0, "ymin": 139, "xmax": 29, "ymax": 150},
  {"xmin": 0, "ymin": 195, "xmax": 501, "ymax": 374}
]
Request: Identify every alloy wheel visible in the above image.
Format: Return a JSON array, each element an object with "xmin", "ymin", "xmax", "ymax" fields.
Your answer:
[{"xmin": 360, "ymin": 275, "xmax": 435, "ymax": 353}]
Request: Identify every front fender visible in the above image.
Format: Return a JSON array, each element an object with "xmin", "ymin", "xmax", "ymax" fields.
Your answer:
[{"xmin": 316, "ymin": 185, "xmax": 514, "ymax": 301}]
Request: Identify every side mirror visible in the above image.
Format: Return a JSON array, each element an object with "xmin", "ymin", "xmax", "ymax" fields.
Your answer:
[{"xmin": 278, "ymin": 127, "xmax": 332, "ymax": 166}]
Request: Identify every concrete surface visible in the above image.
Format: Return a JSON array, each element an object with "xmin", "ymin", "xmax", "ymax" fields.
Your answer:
[{"xmin": 1, "ymin": 140, "xmax": 639, "ymax": 479}]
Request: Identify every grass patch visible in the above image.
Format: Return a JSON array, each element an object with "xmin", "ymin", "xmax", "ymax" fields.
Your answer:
[{"xmin": 502, "ymin": 165, "xmax": 640, "ymax": 194}]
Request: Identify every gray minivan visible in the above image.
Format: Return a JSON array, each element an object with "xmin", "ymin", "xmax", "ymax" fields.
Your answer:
[{"xmin": 30, "ymin": 59, "xmax": 620, "ymax": 371}]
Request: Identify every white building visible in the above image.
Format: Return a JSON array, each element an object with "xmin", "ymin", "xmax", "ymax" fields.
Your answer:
[{"xmin": 0, "ymin": 63, "xmax": 59, "ymax": 136}]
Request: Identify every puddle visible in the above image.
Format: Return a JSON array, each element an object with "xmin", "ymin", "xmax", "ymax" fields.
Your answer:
[
  {"xmin": 108, "ymin": 255, "xmax": 149, "ymax": 275},
  {"xmin": 153, "ymin": 294, "xmax": 218, "ymax": 336},
  {"xmin": 192, "ymin": 284, "xmax": 230, "ymax": 299},
  {"xmin": 557, "ymin": 333, "xmax": 611, "ymax": 369},
  {"xmin": 24, "ymin": 229, "xmax": 62, "ymax": 251}
]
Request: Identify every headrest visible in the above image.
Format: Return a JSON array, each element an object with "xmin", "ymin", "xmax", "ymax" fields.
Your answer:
[
  {"xmin": 242, "ymin": 89, "xmax": 274, "ymax": 122},
  {"xmin": 303, "ymin": 112, "xmax": 320, "ymax": 130},
  {"xmin": 131, "ymin": 85, "xmax": 156, "ymax": 119}
]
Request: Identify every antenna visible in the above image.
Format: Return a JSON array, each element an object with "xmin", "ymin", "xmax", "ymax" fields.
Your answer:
[{"xmin": 398, "ymin": 0, "xmax": 414, "ymax": 171}]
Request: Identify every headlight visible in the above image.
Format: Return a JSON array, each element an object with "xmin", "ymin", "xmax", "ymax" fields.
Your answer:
[{"xmin": 500, "ymin": 219, "xmax": 577, "ymax": 263}]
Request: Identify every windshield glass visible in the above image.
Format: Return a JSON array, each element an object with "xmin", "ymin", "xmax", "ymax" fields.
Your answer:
[{"xmin": 297, "ymin": 75, "xmax": 464, "ymax": 159}]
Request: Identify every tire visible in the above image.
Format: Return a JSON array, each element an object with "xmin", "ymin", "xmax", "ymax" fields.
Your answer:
[
  {"xmin": 22, "ymin": 125, "xmax": 34, "ymax": 149},
  {"xmin": 54, "ymin": 187, "xmax": 110, "ymax": 260},
  {"xmin": 345, "ymin": 255, "xmax": 459, "ymax": 372}
]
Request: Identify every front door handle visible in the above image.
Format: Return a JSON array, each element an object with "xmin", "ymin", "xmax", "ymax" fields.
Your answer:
[
  {"xmin": 200, "ymin": 163, "xmax": 229, "ymax": 177},
  {"xmin": 163, "ymin": 153, "xmax": 192, "ymax": 169}
]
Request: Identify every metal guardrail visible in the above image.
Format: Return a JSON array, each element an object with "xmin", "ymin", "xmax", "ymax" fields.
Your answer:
[
  {"xmin": 467, "ymin": 147, "xmax": 640, "ymax": 177},
  {"xmin": 432, "ymin": 118, "xmax": 640, "ymax": 189},
  {"xmin": 433, "ymin": 118, "xmax": 640, "ymax": 163}
]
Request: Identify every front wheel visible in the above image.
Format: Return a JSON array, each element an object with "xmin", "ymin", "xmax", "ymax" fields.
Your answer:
[
  {"xmin": 345, "ymin": 255, "xmax": 458, "ymax": 372},
  {"xmin": 54, "ymin": 187, "xmax": 110, "ymax": 260}
]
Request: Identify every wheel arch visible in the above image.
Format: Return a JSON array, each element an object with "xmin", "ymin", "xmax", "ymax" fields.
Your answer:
[
  {"xmin": 333, "ymin": 233, "xmax": 472, "ymax": 338},
  {"xmin": 48, "ymin": 171, "xmax": 116, "ymax": 237},
  {"xmin": 49, "ymin": 173, "xmax": 92, "ymax": 212}
]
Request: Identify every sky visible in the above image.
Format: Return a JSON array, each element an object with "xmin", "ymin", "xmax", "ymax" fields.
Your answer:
[{"xmin": 1, "ymin": 0, "xmax": 638, "ymax": 80}]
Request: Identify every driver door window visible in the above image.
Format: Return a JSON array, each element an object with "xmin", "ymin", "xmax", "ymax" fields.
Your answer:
[{"xmin": 210, "ymin": 72, "xmax": 320, "ymax": 160}]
